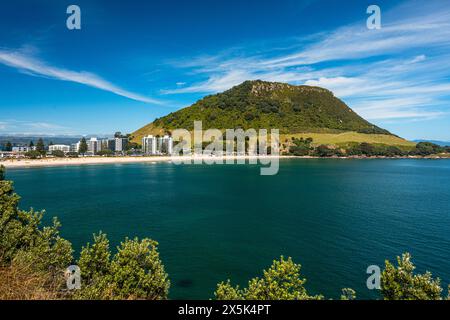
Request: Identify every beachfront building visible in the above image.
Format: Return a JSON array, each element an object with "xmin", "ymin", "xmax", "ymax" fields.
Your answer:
[
  {"xmin": 142, "ymin": 135, "xmax": 157, "ymax": 155},
  {"xmin": 71, "ymin": 142, "xmax": 80, "ymax": 153},
  {"xmin": 71, "ymin": 137, "xmax": 101, "ymax": 154},
  {"xmin": 12, "ymin": 146, "xmax": 36, "ymax": 153},
  {"xmin": 87, "ymin": 137, "xmax": 101, "ymax": 154},
  {"xmin": 114, "ymin": 137, "xmax": 128, "ymax": 152},
  {"xmin": 0, "ymin": 151, "xmax": 14, "ymax": 158},
  {"xmin": 49, "ymin": 144, "xmax": 70, "ymax": 153},
  {"xmin": 100, "ymin": 138, "xmax": 128, "ymax": 153},
  {"xmin": 158, "ymin": 135, "xmax": 173, "ymax": 155},
  {"xmin": 142, "ymin": 135, "xmax": 173, "ymax": 155},
  {"xmin": 100, "ymin": 138, "xmax": 115, "ymax": 152}
]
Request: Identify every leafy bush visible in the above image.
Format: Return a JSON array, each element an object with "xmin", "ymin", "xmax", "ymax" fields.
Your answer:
[
  {"xmin": 381, "ymin": 253, "xmax": 443, "ymax": 300},
  {"xmin": 289, "ymin": 137, "xmax": 313, "ymax": 156},
  {"xmin": 75, "ymin": 233, "xmax": 170, "ymax": 300},
  {"xmin": 51, "ymin": 150, "xmax": 65, "ymax": 158},
  {"xmin": 315, "ymin": 145, "xmax": 342, "ymax": 157},
  {"xmin": 214, "ymin": 256, "xmax": 322, "ymax": 300},
  {"xmin": 410, "ymin": 142, "xmax": 444, "ymax": 156},
  {"xmin": 66, "ymin": 152, "xmax": 79, "ymax": 158},
  {"xmin": 25, "ymin": 150, "xmax": 42, "ymax": 159}
]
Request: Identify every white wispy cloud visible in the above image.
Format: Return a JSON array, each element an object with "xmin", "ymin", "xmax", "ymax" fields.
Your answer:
[
  {"xmin": 163, "ymin": 0, "xmax": 450, "ymax": 121},
  {"xmin": 0, "ymin": 49, "xmax": 161, "ymax": 104},
  {"xmin": 0, "ymin": 120, "xmax": 74, "ymax": 135}
]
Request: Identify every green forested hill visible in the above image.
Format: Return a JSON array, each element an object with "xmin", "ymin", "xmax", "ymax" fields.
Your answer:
[{"xmin": 132, "ymin": 80, "xmax": 394, "ymax": 143}]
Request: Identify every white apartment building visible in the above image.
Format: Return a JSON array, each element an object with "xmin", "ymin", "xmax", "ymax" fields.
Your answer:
[
  {"xmin": 114, "ymin": 137, "xmax": 128, "ymax": 152},
  {"xmin": 49, "ymin": 144, "xmax": 71, "ymax": 153},
  {"xmin": 71, "ymin": 142, "xmax": 80, "ymax": 153},
  {"xmin": 12, "ymin": 146, "xmax": 36, "ymax": 153},
  {"xmin": 72, "ymin": 137, "xmax": 101, "ymax": 154},
  {"xmin": 87, "ymin": 137, "xmax": 101, "ymax": 154},
  {"xmin": 142, "ymin": 135, "xmax": 173, "ymax": 155},
  {"xmin": 142, "ymin": 135, "xmax": 157, "ymax": 155}
]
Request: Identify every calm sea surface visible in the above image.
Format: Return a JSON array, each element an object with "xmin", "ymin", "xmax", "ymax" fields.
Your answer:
[{"xmin": 5, "ymin": 159, "xmax": 450, "ymax": 299}]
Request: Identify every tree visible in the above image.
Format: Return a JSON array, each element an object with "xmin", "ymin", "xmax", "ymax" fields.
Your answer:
[
  {"xmin": 66, "ymin": 152, "xmax": 79, "ymax": 158},
  {"xmin": 411, "ymin": 142, "xmax": 444, "ymax": 156},
  {"xmin": 0, "ymin": 165, "xmax": 4, "ymax": 181},
  {"xmin": 289, "ymin": 138, "xmax": 313, "ymax": 156},
  {"xmin": 315, "ymin": 145, "xmax": 338, "ymax": 157},
  {"xmin": 36, "ymin": 138, "xmax": 45, "ymax": 155},
  {"xmin": 75, "ymin": 232, "xmax": 112, "ymax": 299},
  {"xmin": 29, "ymin": 141, "xmax": 34, "ymax": 148},
  {"xmin": 359, "ymin": 142, "xmax": 375, "ymax": 156},
  {"xmin": 51, "ymin": 150, "xmax": 65, "ymax": 158},
  {"xmin": 25, "ymin": 150, "xmax": 42, "ymax": 159},
  {"xmin": 384, "ymin": 146, "xmax": 404, "ymax": 157},
  {"xmin": 126, "ymin": 142, "xmax": 140, "ymax": 151},
  {"xmin": 76, "ymin": 235, "xmax": 170, "ymax": 300},
  {"xmin": 381, "ymin": 253, "xmax": 443, "ymax": 300},
  {"xmin": 78, "ymin": 232, "xmax": 111, "ymax": 284},
  {"xmin": 5, "ymin": 141, "xmax": 12, "ymax": 152},
  {"xmin": 340, "ymin": 288, "xmax": 356, "ymax": 300},
  {"xmin": 215, "ymin": 256, "xmax": 322, "ymax": 300},
  {"xmin": 107, "ymin": 238, "xmax": 170, "ymax": 300},
  {"xmin": 79, "ymin": 137, "xmax": 88, "ymax": 155}
]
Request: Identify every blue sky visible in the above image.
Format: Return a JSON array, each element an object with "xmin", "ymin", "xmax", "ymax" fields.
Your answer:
[{"xmin": 1, "ymin": 0, "xmax": 450, "ymax": 140}]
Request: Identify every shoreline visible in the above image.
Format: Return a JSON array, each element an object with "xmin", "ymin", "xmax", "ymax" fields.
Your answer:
[
  {"xmin": 1, "ymin": 154, "xmax": 448, "ymax": 168},
  {"xmin": 0, "ymin": 155, "xmax": 292, "ymax": 168}
]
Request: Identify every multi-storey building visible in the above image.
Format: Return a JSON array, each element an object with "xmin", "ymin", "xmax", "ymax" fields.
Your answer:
[
  {"xmin": 142, "ymin": 135, "xmax": 157, "ymax": 155},
  {"xmin": 142, "ymin": 135, "xmax": 173, "ymax": 155},
  {"xmin": 12, "ymin": 146, "xmax": 36, "ymax": 153},
  {"xmin": 114, "ymin": 138, "xmax": 128, "ymax": 152},
  {"xmin": 49, "ymin": 144, "xmax": 71, "ymax": 153},
  {"xmin": 87, "ymin": 137, "xmax": 101, "ymax": 154}
]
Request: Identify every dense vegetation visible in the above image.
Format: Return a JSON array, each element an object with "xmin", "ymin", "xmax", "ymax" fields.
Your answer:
[
  {"xmin": 1, "ymin": 165, "xmax": 449, "ymax": 300},
  {"xmin": 132, "ymin": 80, "xmax": 390, "ymax": 142},
  {"xmin": 284, "ymin": 138, "xmax": 449, "ymax": 158}
]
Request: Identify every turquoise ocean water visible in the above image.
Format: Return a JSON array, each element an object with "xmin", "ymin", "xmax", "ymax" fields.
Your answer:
[{"xmin": 6, "ymin": 159, "xmax": 450, "ymax": 299}]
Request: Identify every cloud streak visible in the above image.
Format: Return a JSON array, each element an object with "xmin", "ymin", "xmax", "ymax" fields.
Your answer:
[
  {"xmin": 0, "ymin": 119, "xmax": 74, "ymax": 135},
  {"xmin": 0, "ymin": 49, "xmax": 161, "ymax": 104}
]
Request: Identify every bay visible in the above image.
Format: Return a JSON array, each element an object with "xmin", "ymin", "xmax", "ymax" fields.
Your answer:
[{"xmin": 6, "ymin": 159, "xmax": 450, "ymax": 299}]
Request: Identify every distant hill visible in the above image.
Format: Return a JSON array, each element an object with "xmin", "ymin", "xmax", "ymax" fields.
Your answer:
[
  {"xmin": 132, "ymin": 80, "xmax": 412, "ymax": 147},
  {"xmin": 0, "ymin": 136, "xmax": 81, "ymax": 148}
]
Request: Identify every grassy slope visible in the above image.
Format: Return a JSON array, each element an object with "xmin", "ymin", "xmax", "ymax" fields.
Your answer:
[{"xmin": 282, "ymin": 132, "xmax": 415, "ymax": 148}]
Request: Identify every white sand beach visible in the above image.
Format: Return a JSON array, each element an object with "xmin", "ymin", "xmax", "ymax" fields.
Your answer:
[{"xmin": 0, "ymin": 155, "xmax": 292, "ymax": 168}]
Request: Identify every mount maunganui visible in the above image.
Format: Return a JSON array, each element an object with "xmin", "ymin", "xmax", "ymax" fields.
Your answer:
[{"xmin": 132, "ymin": 80, "xmax": 396, "ymax": 143}]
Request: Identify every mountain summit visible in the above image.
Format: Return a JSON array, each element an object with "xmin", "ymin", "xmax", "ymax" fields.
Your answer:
[{"xmin": 133, "ymin": 80, "xmax": 391, "ymax": 141}]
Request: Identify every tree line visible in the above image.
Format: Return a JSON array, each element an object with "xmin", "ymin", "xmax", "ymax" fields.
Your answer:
[
  {"xmin": 0, "ymin": 165, "xmax": 449, "ymax": 300},
  {"xmin": 287, "ymin": 138, "xmax": 450, "ymax": 158}
]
